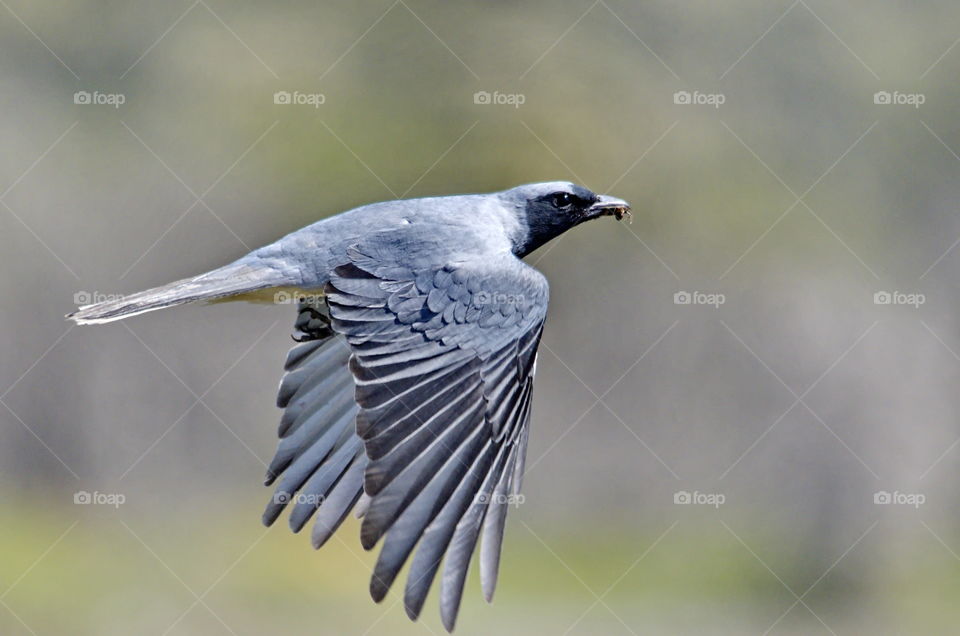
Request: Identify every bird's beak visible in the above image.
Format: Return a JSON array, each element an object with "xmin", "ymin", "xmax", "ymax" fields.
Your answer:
[{"xmin": 586, "ymin": 195, "xmax": 632, "ymax": 222}]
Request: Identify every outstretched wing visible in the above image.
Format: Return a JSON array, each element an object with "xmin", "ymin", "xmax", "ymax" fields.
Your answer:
[
  {"xmin": 326, "ymin": 235, "xmax": 548, "ymax": 631},
  {"xmin": 261, "ymin": 299, "xmax": 368, "ymax": 549}
]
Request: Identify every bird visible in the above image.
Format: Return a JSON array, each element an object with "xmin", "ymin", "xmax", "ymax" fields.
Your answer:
[{"xmin": 68, "ymin": 181, "xmax": 631, "ymax": 631}]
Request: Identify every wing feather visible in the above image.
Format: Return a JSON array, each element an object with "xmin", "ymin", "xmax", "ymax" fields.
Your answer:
[
  {"xmin": 262, "ymin": 303, "xmax": 366, "ymax": 545},
  {"xmin": 321, "ymin": 236, "xmax": 548, "ymax": 630}
]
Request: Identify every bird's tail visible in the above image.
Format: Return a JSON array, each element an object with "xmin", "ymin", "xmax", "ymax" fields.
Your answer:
[{"xmin": 67, "ymin": 261, "xmax": 291, "ymax": 325}]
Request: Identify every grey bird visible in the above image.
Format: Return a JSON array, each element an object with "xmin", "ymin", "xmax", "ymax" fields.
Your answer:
[{"xmin": 68, "ymin": 181, "xmax": 631, "ymax": 631}]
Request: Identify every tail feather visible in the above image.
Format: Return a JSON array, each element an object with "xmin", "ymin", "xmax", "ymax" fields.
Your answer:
[{"xmin": 67, "ymin": 262, "xmax": 290, "ymax": 325}]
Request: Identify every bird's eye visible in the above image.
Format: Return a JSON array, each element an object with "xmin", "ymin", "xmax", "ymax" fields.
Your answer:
[{"xmin": 550, "ymin": 192, "xmax": 573, "ymax": 208}]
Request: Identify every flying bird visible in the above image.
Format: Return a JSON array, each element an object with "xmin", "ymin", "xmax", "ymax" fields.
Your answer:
[{"xmin": 68, "ymin": 182, "xmax": 631, "ymax": 631}]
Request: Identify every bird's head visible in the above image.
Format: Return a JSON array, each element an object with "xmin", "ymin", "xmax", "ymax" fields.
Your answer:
[{"xmin": 502, "ymin": 181, "xmax": 631, "ymax": 257}]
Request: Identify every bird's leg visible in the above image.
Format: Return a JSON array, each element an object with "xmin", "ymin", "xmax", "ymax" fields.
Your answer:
[{"xmin": 292, "ymin": 298, "xmax": 333, "ymax": 342}]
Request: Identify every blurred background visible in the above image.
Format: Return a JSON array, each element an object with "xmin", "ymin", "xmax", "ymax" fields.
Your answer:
[{"xmin": 2, "ymin": 1, "xmax": 959, "ymax": 633}]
